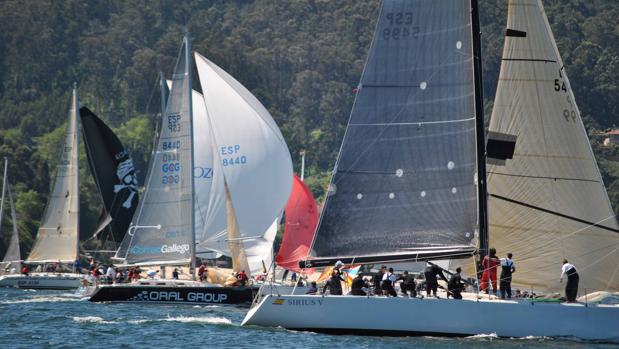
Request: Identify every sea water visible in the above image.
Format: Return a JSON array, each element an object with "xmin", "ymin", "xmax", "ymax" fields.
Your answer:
[{"xmin": 0, "ymin": 288, "xmax": 616, "ymax": 349}]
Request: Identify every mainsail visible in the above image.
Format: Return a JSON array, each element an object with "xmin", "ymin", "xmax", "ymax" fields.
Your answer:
[
  {"xmin": 305, "ymin": 0, "xmax": 483, "ymax": 267},
  {"xmin": 26, "ymin": 87, "xmax": 80, "ymax": 263},
  {"xmin": 80, "ymin": 107, "xmax": 139, "ymax": 243},
  {"xmin": 115, "ymin": 36, "xmax": 195, "ymax": 266},
  {"xmin": 487, "ymin": 0, "xmax": 619, "ymax": 292},
  {"xmin": 1, "ymin": 159, "xmax": 21, "ymax": 267},
  {"xmin": 194, "ymin": 52, "xmax": 293, "ymax": 275},
  {"xmin": 275, "ymin": 175, "xmax": 318, "ymax": 273}
]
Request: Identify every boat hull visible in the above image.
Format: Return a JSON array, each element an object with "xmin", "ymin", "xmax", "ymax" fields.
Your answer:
[
  {"xmin": 88, "ymin": 283, "xmax": 259, "ymax": 306},
  {"xmin": 242, "ymin": 294, "xmax": 619, "ymax": 342},
  {"xmin": 0, "ymin": 273, "xmax": 85, "ymax": 290}
]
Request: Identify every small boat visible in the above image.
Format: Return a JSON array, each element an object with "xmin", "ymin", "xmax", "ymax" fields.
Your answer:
[
  {"xmin": 242, "ymin": 0, "xmax": 619, "ymax": 342},
  {"xmin": 0, "ymin": 85, "xmax": 86, "ymax": 290}
]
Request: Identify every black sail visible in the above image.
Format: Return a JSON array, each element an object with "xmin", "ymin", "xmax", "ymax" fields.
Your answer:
[
  {"xmin": 306, "ymin": 0, "xmax": 481, "ymax": 267},
  {"xmin": 80, "ymin": 107, "xmax": 139, "ymax": 243}
]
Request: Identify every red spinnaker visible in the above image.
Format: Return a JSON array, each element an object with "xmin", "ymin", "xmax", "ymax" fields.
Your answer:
[{"xmin": 275, "ymin": 175, "xmax": 318, "ymax": 274}]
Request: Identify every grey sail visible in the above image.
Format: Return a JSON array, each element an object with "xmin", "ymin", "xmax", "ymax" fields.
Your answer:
[
  {"xmin": 115, "ymin": 37, "xmax": 195, "ymax": 266},
  {"xmin": 1, "ymin": 159, "xmax": 21, "ymax": 267},
  {"xmin": 487, "ymin": 0, "xmax": 619, "ymax": 292},
  {"xmin": 26, "ymin": 87, "xmax": 80, "ymax": 263},
  {"xmin": 306, "ymin": 0, "xmax": 482, "ymax": 267}
]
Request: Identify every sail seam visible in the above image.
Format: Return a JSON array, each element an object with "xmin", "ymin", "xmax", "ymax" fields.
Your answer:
[
  {"xmin": 350, "ymin": 117, "xmax": 475, "ymax": 126},
  {"xmin": 488, "ymin": 171, "xmax": 600, "ymax": 183},
  {"xmin": 502, "ymin": 58, "xmax": 556, "ymax": 63}
]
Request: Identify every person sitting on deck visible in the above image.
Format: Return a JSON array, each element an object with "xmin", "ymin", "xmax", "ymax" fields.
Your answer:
[
  {"xmin": 351, "ymin": 271, "xmax": 369, "ymax": 296},
  {"xmin": 381, "ymin": 268, "xmax": 397, "ymax": 297},
  {"xmin": 447, "ymin": 267, "xmax": 465, "ymax": 300},
  {"xmin": 198, "ymin": 262, "xmax": 207, "ymax": 282},
  {"xmin": 306, "ymin": 281, "xmax": 318, "ymax": 295},
  {"xmin": 399, "ymin": 271, "xmax": 417, "ymax": 297},
  {"xmin": 481, "ymin": 248, "xmax": 500, "ymax": 294},
  {"xmin": 424, "ymin": 263, "xmax": 447, "ymax": 297},
  {"xmin": 21, "ymin": 265, "xmax": 29, "ymax": 276},
  {"xmin": 236, "ymin": 270, "xmax": 249, "ymax": 287},
  {"xmin": 146, "ymin": 269, "xmax": 159, "ymax": 279},
  {"xmin": 322, "ymin": 270, "xmax": 344, "ymax": 295}
]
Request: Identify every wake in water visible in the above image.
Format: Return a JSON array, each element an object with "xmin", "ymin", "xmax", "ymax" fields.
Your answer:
[
  {"xmin": 1, "ymin": 292, "xmax": 86, "ymax": 304},
  {"xmin": 70, "ymin": 315, "xmax": 232, "ymax": 326}
]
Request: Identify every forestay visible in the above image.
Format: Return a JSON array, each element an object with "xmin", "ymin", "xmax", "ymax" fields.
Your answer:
[
  {"xmin": 115, "ymin": 38, "xmax": 194, "ymax": 266},
  {"xmin": 307, "ymin": 0, "xmax": 481, "ymax": 266},
  {"xmin": 487, "ymin": 0, "xmax": 619, "ymax": 292},
  {"xmin": 194, "ymin": 53, "xmax": 292, "ymax": 273},
  {"xmin": 27, "ymin": 87, "xmax": 80, "ymax": 263}
]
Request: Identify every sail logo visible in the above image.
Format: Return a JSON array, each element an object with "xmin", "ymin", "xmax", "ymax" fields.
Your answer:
[
  {"xmin": 194, "ymin": 166, "xmax": 213, "ymax": 179},
  {"xmin": 130, "ymin": 246, "xmax": 161, "ymax": 255},
  {"xmin": 161, "ymin": 243, "xmax": 190, "ymax": 254},
  {"xmin": 129, "ymin": 290, "xmax": 228, "ymax": 303}
]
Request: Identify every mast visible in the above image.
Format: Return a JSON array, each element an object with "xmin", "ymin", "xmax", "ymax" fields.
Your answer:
[
  {"xmin": 471, "ymin": 0, "xmax": 489, "ymax": 259},
  {"xmin": 0, "ymin": 158, "xmax": 7, "ymax": 238},
  {"xmin": 185, "ymin": 31, "xmax": 196, "ymax": 280},
  {"xmin": 73, "ymin": 82, "xmax": 81, "ymax": 261}
]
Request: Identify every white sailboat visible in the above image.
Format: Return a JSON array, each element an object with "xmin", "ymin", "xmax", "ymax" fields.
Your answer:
[
  {"xmin": 242, "ymin": 0, "xmax": 619, "ymax": 342},
  {"xmin": 0, "ymin": 85, "xmax": 86, "ymax": 290},
  {"xmin": 89, "ymin": 34, "xmax": 293, "ymax": 304},
  {"xmin": 0, "ymin": 158, "xmax": 22, "ymax": 274}
]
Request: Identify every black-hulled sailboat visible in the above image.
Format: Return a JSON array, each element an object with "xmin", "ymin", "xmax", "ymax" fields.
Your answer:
[{"xmin": 242, "ymin": 0, "xmax": 619, "ymax": 341}]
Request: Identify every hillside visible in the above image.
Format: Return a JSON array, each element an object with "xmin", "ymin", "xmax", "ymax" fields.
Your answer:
[{"xmin": 0, "ymin": 0, "xmax": 617, "ymax": 253}]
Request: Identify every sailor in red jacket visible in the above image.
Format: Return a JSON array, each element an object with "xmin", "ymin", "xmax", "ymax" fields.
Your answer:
[{"xmin": 480, "ymin": 248, "xmax": 500, "ymax": 294}]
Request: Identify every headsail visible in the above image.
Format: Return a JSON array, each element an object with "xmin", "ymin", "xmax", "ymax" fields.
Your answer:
[
  {"xmin": 26, "ymin": 86, "xmax": 80, "ymax": 263},
  {"xmin": 1, "ymin": 159, "xmax": 21, "ymax": 267},
  {"xmin": 487, "ymin": 0, "xmax": 619, "ymax": 292},
  {"xmin": 115, "ymin": 36, "xmax": 195, "ymax": 266},
  {"xmin": 193, "ymin": 53, "xmax": 293, "ymax": 272},
  {"xmin": 80, "ymin": 107, "xmax": 139, "ymax": 243},
  {"xmin": 305, "ymin": 0, "xmax": 482, "ymax": 267},
  {"xmin": 276, "ymin": 175, "xmax": 318, "ymax": 273}
]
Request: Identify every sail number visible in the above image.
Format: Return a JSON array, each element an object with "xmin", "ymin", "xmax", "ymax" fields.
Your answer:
[
  {"xmin": 220, "ymin": 144, "xmax": 247, "ymax": 167},
  {"xmin": 167, "ymin": 113, "xmax": 181, "ymax": 133},
  {"xmin": 383, "ymin": 12, "xmax": 419, "ymax": 40},
  {"xmin": 555, "ymin": 69, "xmax": 577, "ymax": 122}
]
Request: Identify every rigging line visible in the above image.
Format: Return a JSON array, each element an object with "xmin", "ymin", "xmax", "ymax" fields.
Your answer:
[
  {"xmin": 489, "ymin": 193, "xmax": 619, "ymax": 234},
  {"xmin": 488, "ymin": 171, "xmax": 600, "ymax": 183},
  {"xmin": 349, "ymin": 117, "xmax": 475, "ymax": 127}
]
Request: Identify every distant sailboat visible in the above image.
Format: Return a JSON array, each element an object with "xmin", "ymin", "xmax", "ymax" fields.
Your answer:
[
  {"xmin": 80, "ymin": 107, "xmax": 139, "ymax": 245},
  {"xmin": 242, "ymin": 0, "xmax": 619, "ymax": 341},
  {"xmin": 0, "ymin": 158, "xmax": 21, "ymax": 274},
  {"xmin": 0, "ymin": 85, "xmax": 86, "ymax": 290}
]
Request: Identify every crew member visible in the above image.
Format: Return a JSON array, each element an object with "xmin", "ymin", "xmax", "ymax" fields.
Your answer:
[
  {"xmin": 381, "ymin": 267, "xmax": 397, "ymax": 297},
  {"xmin": 447, "ymin": 267, "xmax": 464, "ymax": 300},
  {"xmin": 322, "ymin": 270, "xmax": 344, "ymax": 295},
  {"xmin": 306, "ymin": 281, "xmax": 318, "ymax": 295},
  {"xmin": 424, "ymin": 263, "xmax": 447, "ymax": 297},
  {"xmin": 560, "ymin": 259, "xmax": 579, "ymax": 302},
  {"xmin": 373, "ymin": 265, "xmax": 386, "ymax": 296},
  {"xmin": 198, "ymin": 261, "xmax": 207, "ymax": 282},
  {"xmin": 480, "ymin": 247, "xmax": 500, "ymax": 294},
  {"xmin": 351, "ymin": 271, "xmax": 369, "ymax": 296},
  {"xmin": 236, "ymin": 269, "xmax": 249, "ymax": 287},
  {"xmin": 21, "ymin": 265, "xmax": 30, "ymax": 276},
  {"xmin": 399, "ymin": 271, "xmax": 417, "ymax": 297},
  {"xmin": 172, "ymin": 268, "xmax": 179, "ymax": 280},
  {"xmin": 499, "ymin": 253, "xmax": 515, "ymax": 299}
]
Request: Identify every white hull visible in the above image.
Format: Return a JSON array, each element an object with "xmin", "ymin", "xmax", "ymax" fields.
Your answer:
[
  {"xmin": 242, "ymin": 294, "xmax": 619, "ymax": 342},
  {"xmin": 0, "ymin": 273, "xmax": 85, "ymax": 290}
]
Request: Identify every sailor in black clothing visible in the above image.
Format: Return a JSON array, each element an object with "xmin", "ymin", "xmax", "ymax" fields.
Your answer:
[
  {"xmin": 381, "ymin": 267, "xmax": 397, "ymax": 297},
  {"xmin": 424, "ymin": 263, "xmax": 447, "ymax": 297},
  {"xmin": 373, "ymin": 265, "xmax": 386, "ymax": 296},
  {"xmin": 560, "ymin": 259, "xmax": 579, "ymax": 302},
  {"xmin": 351, "ymin": 271, "xmax": 369, "ymax": 296},
  {"xmin": 399, "ymin": 271, "xmax": 417, "ymax": 297},
  {"xmin": 322, "ymin": 270, "xmax": 344, "ymax": 295},
  {"xmin": 447, "ymin": 267, "xmax": 464, "ymax": 299}
]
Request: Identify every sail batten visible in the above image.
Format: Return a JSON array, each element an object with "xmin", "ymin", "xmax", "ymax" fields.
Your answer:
[
  {"xmin": 308, "ymin": 0, "xmax": 480, "ymax": 262},
  {"xmin": 487, "ymin": 0, "xmax": 619, "ymax": 292}
]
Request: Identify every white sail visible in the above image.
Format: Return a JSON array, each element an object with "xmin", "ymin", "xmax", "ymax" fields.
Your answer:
[
  {"xmin": 194, "ymin": 53, "xmax": 293, "ymax": 263},
  {"xmin": 1, "ymin": 159, "xmax": 21, "ymax": 266},
  {"xmin": 245, "ymin": 218, "xmax": 278, "ymax": 276},
  {"xmin": 115, "ymin": 37, "xmax": 195, "ymax": 266},
  {"xmin": 487, "ymin": 0, "xmax": 619, "ymax": 292},
  {"xmin": 27, "ymin": 87, "xmax": 80, "ymax": 263}
]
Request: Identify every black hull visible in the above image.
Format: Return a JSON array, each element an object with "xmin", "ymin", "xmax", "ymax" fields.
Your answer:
[{"xmin": 88, "ymin": 285, "xmax": 258, "ymax": 306}]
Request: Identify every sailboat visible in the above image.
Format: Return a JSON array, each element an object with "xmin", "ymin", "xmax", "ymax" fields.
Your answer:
[
  {"xmin": 80, "ymin": 107, "xmax": 140, "ymax": 246},
  {"xmin": 0, "ymin": 158, "xmax": 22, "ymax": 275},
  {"xmin": 89, "ymin": 34, "xmax": 293, "ymax": 305},
  {"xmin": 0, "ymin": 85, "xmax": 86, "ymax": 290},
  {"xmin": 242, "ymin": 0, "xmax": 619, "ymax": 341}
]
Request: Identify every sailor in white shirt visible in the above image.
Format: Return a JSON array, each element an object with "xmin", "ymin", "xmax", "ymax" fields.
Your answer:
[
  {"xmin": 105, "ymin": 265, "xmax": 116, "ymax": 283},
  {"xmin": 560, "ymin": 259, "xmax": 579, "ymax": 302}
]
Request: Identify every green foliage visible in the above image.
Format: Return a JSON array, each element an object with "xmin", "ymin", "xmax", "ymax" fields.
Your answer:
[{"xmin": 0, "ymin": 0, "xmax": 618, "ymax": 256}]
